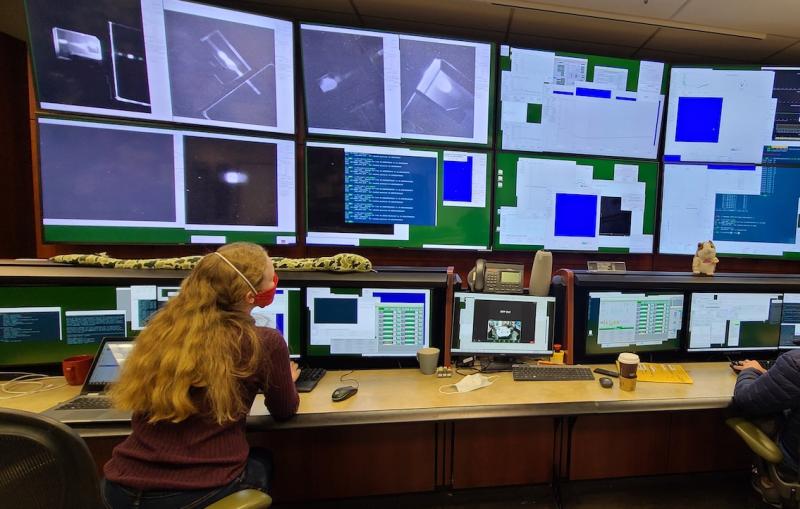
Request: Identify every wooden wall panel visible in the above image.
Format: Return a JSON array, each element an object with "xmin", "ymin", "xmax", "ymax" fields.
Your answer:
[
  {"xmin": 667, "ymin": 409, "xmax": 751, "ymax": 473},
  {"xmin": 451, "ymin": 417, "xmax": 555, "ymax": 488}
]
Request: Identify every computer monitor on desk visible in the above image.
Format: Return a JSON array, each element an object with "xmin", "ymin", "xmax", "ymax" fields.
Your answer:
[
  {"xmin": 780, "ymin": 293, "xmax": 800, "ymax": 349},
  {"xmin": 250, "ymin": 287, "xmax": 301, "ymax": 358},
  {"xmin": 451, "ymin": 292, "xmax": 555, "ymax": 368},
  {"xmin": 688, "ymin": 292, "xmax": 782, "ymax": 352}
]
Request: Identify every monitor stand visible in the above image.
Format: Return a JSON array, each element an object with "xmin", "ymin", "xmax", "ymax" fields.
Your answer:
[{"xmin": 480, "ymin": 355, "xmax": 521, "ymax": 372}]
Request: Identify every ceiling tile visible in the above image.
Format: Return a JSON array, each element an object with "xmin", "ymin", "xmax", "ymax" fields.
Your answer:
[
  {"xmin": 634, "ymin": 48, "xmax": 747, "ymax": 65},
  {"xmin": 361, "ymin": 16, "xmax": 504, "ymax": 43},
  {"xmin": 354, "ymin": 0, "xmax": 511, "ymax": 33},
  {"xmin": 763, "ymin": 41, "xmax": 800, "ymax": 65},
  {"xmin": 501, "ymin": 0, "xmax": 686, "ymax": 19},
  {"xmin": 672, "ymin": 0, "xmax": 800, "ymax": 38},
  {"xmin": 507, "ymin": 32, "xmax": 638, "ymax": 58},
  {"xmin": 643, "ymin": 28, "xmax": 796, "ymax": 61},
  {"xmin": 510, "ymin": 8, "xmax": 657, "ymax": 47}
]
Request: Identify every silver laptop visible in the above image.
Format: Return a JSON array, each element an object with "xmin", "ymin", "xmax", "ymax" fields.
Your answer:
[{"xmin": 43, "ymin": 338, "xmax": 134, "ymax": 423}]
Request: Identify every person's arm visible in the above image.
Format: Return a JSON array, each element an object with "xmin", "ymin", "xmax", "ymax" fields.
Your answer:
[
  {"xmin": 262, "ymin": 334, "xmax": 300, "ymax": 421},
  {"xmin": 732, "ymin": 353, "xmax": 800, "ymax": 416}
]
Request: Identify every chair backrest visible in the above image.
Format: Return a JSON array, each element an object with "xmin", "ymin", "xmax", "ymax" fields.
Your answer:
[{"xmin": 0, "ymin": 408, "xmax": 102, "ymax": 509}]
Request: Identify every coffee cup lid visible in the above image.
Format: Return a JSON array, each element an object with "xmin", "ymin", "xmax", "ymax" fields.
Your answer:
[
  {"xmin": 417, "ymin": 347, "xmax": 440, "ymax": 354},
  {"xmin": 618, "ymin": 352, "xmax": 640, "ymax": 364}
]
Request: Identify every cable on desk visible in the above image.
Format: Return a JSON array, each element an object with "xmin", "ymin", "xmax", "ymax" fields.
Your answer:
[
  {"xmin": 0, "ymin": 372, "xmax": 67, "ymax": 401},
  {"xmin": 339, "ymin": 370, "xmax": 359, "ymax": 389}
]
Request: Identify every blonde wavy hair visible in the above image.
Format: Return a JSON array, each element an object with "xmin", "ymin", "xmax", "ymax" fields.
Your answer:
[{"xmin": 111, "ymin": 242, "xmax": 270, "ymax": 424}]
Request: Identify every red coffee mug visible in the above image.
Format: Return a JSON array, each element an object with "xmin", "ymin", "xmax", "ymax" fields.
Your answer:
[{"xmin": 62, "ymin": 354, "xmax": 94, "ymax": 386}]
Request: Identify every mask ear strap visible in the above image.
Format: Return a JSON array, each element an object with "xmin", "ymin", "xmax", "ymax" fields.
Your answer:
[
  {"xmin": 212, "ymin": 252, "xmax": 257, "ymax": 294},
  {"xmin": 438, "ymin": 384, "xmax": 459, "ymax": 394}
]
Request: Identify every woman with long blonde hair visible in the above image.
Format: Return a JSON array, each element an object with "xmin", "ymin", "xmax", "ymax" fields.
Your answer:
[{"xmin": 102, "ymin": 242, "xmax": 299, "ymax": 508}]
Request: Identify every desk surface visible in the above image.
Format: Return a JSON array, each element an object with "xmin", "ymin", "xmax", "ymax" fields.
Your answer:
[{"xmin": 1, "ymin": 363, "xmax": 737, "ymax": 436}]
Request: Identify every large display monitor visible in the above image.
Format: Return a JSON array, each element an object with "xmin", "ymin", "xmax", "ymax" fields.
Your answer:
[
  {"xmin": 498, "ymin": 46, "xmax": 666, "ymax": 159},
  {"xmin": 26, "ymin": 0, "xmax": 295, "ymax": 134},
  {"xmin": 300, "ymin": 24, "xmax": 493, "ymax": 145},
  {"xmin": 493, "ymin": 153, "xmax": 658, "ymax": 252},
  {"xmin": 659, "ymin": 163, "xmax": 800, "ymax": 258},
  {"xmin": 584, "ymin": 292, "xmax": 683, "ymax": 356},
  {"xmin": 305, "ymin": 141, "xmax": 491, "ymax": 249},
  {"xmin": 687, "ymin": 292, "xmax": 782, "ymax": 351},
  {"xmin": 38, "ymin": 117, "xmax": 296, "ymax": 245},
  {"xmin": 665, "ymin": 67, "xmax": 800, "ymax": 164},
  {"xmin": 451, "ymin": 292, "xmax": 555, "ymax": 356},
  {"xmin": 305, "ymin": 287, "xmax": 431, "ymax": 357}
]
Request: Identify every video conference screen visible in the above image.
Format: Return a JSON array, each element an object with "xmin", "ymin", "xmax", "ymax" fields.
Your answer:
[
  {"xmin": 499, "ymin": 46, "xmax": 666, "ymax": 159},
  {"xmin": 659, "ymin": 163, "xmax": 800, "ymax": 258},
  {"xmin": 452, "ymin": 293, "xmax": 555, "ymax": 356},
  {"xmin": 584, "ymin": 292, "xmax": 683, "ymax": 355},
  {"xmin": 300, "ymin": 24, "xmax": 493, "ymax": 145},
  {"xmin": 305, "ymin": 142, "xmax": 491, "ymax": 249},
  {"xmin": 305, "ymin": 287, "xmax": 431, "ymax": 357},
  {"xmin": 688, "ymin": 293, "xmax": 782, "ymax": 351},
  {"xmin": 665, "ymin": 67, "xmax": 800, "ymax": 165},
  {"xmin": 38, "ymin": 117, "xmax": 297, "ymax": 245},
  {"xmin": 26, "ymin": 0, "xmax": 295, "ymax": 134},
  {"xmin": 493, "ymin": 153, "xmax": 658, "ymax": 252}
]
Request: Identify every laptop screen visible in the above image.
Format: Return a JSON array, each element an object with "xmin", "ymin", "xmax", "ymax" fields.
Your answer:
[{"xmin": 87, "ymin": 341, "xmax": 134, "ymax": 385}]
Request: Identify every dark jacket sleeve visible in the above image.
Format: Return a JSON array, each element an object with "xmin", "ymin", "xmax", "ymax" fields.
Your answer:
[
  {"xmin": 732, "ymin": 352, "xmax": 800, "ymax": 416},
  {"xmin": 258, "ymin": 328, "xmax": 300, "ymax": 421}
]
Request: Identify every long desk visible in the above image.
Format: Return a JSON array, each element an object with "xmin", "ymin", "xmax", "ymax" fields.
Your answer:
[{"xmin": 1, "ymin": 363, "xmax": 749, "ymax": 502}]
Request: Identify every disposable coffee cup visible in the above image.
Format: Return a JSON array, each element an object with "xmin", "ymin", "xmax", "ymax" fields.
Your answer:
[
  {"xmin": 619, "ymin": 373, "xmax": 637, "ymax": 392},
  {"xmin": 617, "ymin": 352, "xmax": 640, "ymax": 378},
  {"xmin": 416, "ymin": 347, "xmax": 440, "ymax": 375}
]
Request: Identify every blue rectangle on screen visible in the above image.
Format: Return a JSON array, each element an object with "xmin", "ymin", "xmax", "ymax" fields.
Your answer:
[
  {"xmin": 554, "ymin": 194, "xmax": 598, "ymax": 237},
  {"xmin": 553, "ymin": 91, "xmax": 574, "ymax": 96},
  {"xmin": 664, "ymin": 155, "xmax": 681, "ymax": 162},
  {"xmin": 373, "ymin": 292, "xmax": 427, "ymax": 304},
  {"xmin": 708, "ymin": 164, "xmax": 756, "ymax": 171},
  {"xmin": 443, "ymin": 157, "xmax": 473, "ymax": 202},
  {"xmin": 314, "ymin": 298, "xmax": 357, "ymax": 324},
  {"xmin": 276, "ymin": 314, "xmax": 284, "ymax": 334},
  {"xmin": 576, "ymin": 88, "xmax": 612, "ymax": 98},
  {"xmin": 675, "ymin": 97, "xmax": 723, "ymax": 143},
  {"xmin": 617, "ymin": 96, "xmax": 637, "ymax": 101}
]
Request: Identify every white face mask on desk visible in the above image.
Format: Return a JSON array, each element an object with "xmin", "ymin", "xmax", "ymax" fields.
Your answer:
[{"xmin": 439, "ymin": 373, "xmax": 497, "ymax": 394}]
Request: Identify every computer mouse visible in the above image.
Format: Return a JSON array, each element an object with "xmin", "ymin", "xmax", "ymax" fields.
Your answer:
[
  {"xmin": 331, "ymin": 385, "xmax": 358, "ymax": 402},
  {"xmin": 599, "ymin": 377, "xmax": 613, "ymax": 389}
]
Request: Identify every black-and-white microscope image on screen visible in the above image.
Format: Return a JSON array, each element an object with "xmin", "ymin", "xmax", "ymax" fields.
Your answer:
[
  {"xmin": 400, "ymin": 38, "xmax": 476, "ymax": 139},
  {"xmin": 27, "ymin": 0, "xmax": 151, "ymax": 113},
  {"xmin": 164, "ymin": 10, "xmax": 278, "ymax": 128},
  {"xmin": 301, "ymin": 29, "xmax": 387, "ymax": 134}
]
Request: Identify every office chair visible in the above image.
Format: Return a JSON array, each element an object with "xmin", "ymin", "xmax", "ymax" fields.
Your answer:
[
  {"xmin": 727, "ymin": 417, "xmax": 800, "ymax": 508},
  {"xmin": 0, "ymin": 408, "xmax": 271, "ymax": 509}
]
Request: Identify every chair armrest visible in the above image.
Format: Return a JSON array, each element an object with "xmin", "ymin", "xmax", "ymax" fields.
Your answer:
[
  {"xmin": 206, "ymin": 489, "xmax": 272, "ymax": 509},
  {"xmin": 726, "ymin": 417, "xmax": 784, "ymax": 465}
]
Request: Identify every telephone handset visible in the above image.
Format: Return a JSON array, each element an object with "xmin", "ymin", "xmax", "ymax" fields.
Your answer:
[{"xmin": 467, "ymin": 259, "xmax": 525, "ymax": 294}]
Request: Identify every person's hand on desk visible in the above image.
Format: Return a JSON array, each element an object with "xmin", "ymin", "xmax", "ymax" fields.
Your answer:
[
  {"xmin": 734, "ymin": 360, "xmax": 767, "ymax": 375},
  {"xmin": 290, "ymin": 361, "xmax": 301, "ymax": 382}
]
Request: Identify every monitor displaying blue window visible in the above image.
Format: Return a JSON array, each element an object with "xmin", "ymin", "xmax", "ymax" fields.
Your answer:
[
  {"xmin": 250, "ymin": 287, "xmax": 301, "ymax": 358},
  {"xmin": 305, "ymin": 287, "xmax": 431, "ymax": 357},
  {"xmin": 665, "ymin": 67, "xmax": 800, "ymax": 164},
  {"xmin": 452, "ymin": 293, "xmax": 555, "ymax": 355},
  {"xmin": 305, "ymin": 142, "xmax": 491, "ymax": 250},
  {"xmin": 688, "ymin": 293, "xmax": 782, "ymax": 351}
]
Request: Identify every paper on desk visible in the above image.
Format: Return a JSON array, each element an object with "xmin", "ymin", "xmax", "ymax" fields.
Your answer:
[{"xmin": 636, "ymin": 363, "xmax": 693, "ymax": 384}]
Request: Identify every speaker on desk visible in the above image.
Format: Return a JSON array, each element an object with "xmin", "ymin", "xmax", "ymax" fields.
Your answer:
[{"xmin": 529, "ymin": 250, "xmax": 552, "ymax": 297}]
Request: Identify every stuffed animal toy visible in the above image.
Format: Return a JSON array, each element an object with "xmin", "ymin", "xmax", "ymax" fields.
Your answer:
[{"xmin": 692, "ymin": 240, "xmax": 719, "ymax": 276}]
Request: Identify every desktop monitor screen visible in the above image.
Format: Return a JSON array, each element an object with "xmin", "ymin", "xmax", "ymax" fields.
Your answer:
[
  {"xmin": 305, "ymin": 287, "xmax": 431, "ymax": 357},
  {"xmin": 25, "ymin": 0, "xmax": 295, "ymax": 134},
  {"xmin": 493, "ymin": 153, "xmax": 658, "ymax": 252},
  {"xmin": 688, "ymin": 293, "xmax": 782, "ymax": 351},
  {"xmin": 665, "ymin": 66, "xmax": 800, "ymax": 165},
  {"xmin": 38, "ymin": 117, "xmax": 297, "ymax": 245},
  {"xmin": 498, "ymin": 45, "xmax": 666, "ymax": 159},
  {"xmin": 250, "ymin": 287, "xmax": 301, "ymax": 358},
  {"xmin": 452, "ymin": 292, "xmax": 555, "ymax": 356},
  {"xmin": 584, "ymin": 292, "xmax": 683, "ymax": 356},
  {"xmin": 780, "ymin": 293, "xmax": 800, "ymax": 349},
  {"xmin": 305, "ymin": 142, "xmax": 491, "ymax": 249},
  {"xmin": 300, "ymin": 24, "xmax": 493, "ymax": 146},
  {"xmin": 659, "ymin": 163, "xmax": 800, "ymax": 258}
]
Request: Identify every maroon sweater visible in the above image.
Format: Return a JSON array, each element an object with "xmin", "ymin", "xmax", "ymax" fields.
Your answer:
[{"xmin": 103, "ymin": 328, "xmax": 299, "ymax": 490}]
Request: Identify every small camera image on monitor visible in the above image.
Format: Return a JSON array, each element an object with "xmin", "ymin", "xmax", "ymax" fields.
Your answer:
[
  {"xmin": 452, "ymin": 293, "xmax": 555, "ymax": 355},
  {"xmin": 584, "ymin": 292, "xmax": 683, "ymax": 355},
  {"xmin": 183, "ymin": 136, "xmax": 278, "ymax": 227},
  {"xmin": 688, "ymin": 293, "xmax": 782, "ymax": 351}
]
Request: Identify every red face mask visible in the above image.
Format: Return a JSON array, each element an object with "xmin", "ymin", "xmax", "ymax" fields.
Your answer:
[{"xmin": 253, "ymin": 273, "xmax": 279, "ymax": 308}]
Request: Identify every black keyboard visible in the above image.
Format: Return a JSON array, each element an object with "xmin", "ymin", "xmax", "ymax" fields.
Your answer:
[
  {"xmin": 295, "ymin": 367, "xmax": 326, "ymax": 393},
  {"xmin": 512, "ymin": 365, "xmax": 595, "ymax": 381},
  {"xmin": 55, "ymin": 396, "xmax": 112, "ymax": 410}
]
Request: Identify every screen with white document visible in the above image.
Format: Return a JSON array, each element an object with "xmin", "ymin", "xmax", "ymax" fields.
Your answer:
[
  {"xmin": 305, "ymin": 141, "xmax": 491, "ymax": 249},
  {"xmin": 38, "ymin": 117, "xmax": 297, "ymax": 245},
  {"xmin": 25, "ymin": 0, "xmax": 295, "ymax": 134},
  {"xmin": 665, "ymin": 67, "xmax": 800, "ymax": 164},
  {"xmin": 250, "ymin": 287, "xmax": 302, "ymax": 358},
  {"xmin": 780, "ymin": 293, "xmax": 800, "ymax": 349},
  {"xmin": 687, "ymin": 292, "xmax": 782, "ymax": 351},
  {"xmin": 498, "ymin": 45, "xmax": 666, "ymax": 159},
  {"xmin": 493, "ymin": 153, "xmax": 658, "ymax": 252},
  {"xmin": 305, "ymin": 287, "xmax": 431, "ymax": 357},
  {"xmin": 300, "ymin": 24, "xmax": 493, "ymax": 145}
]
